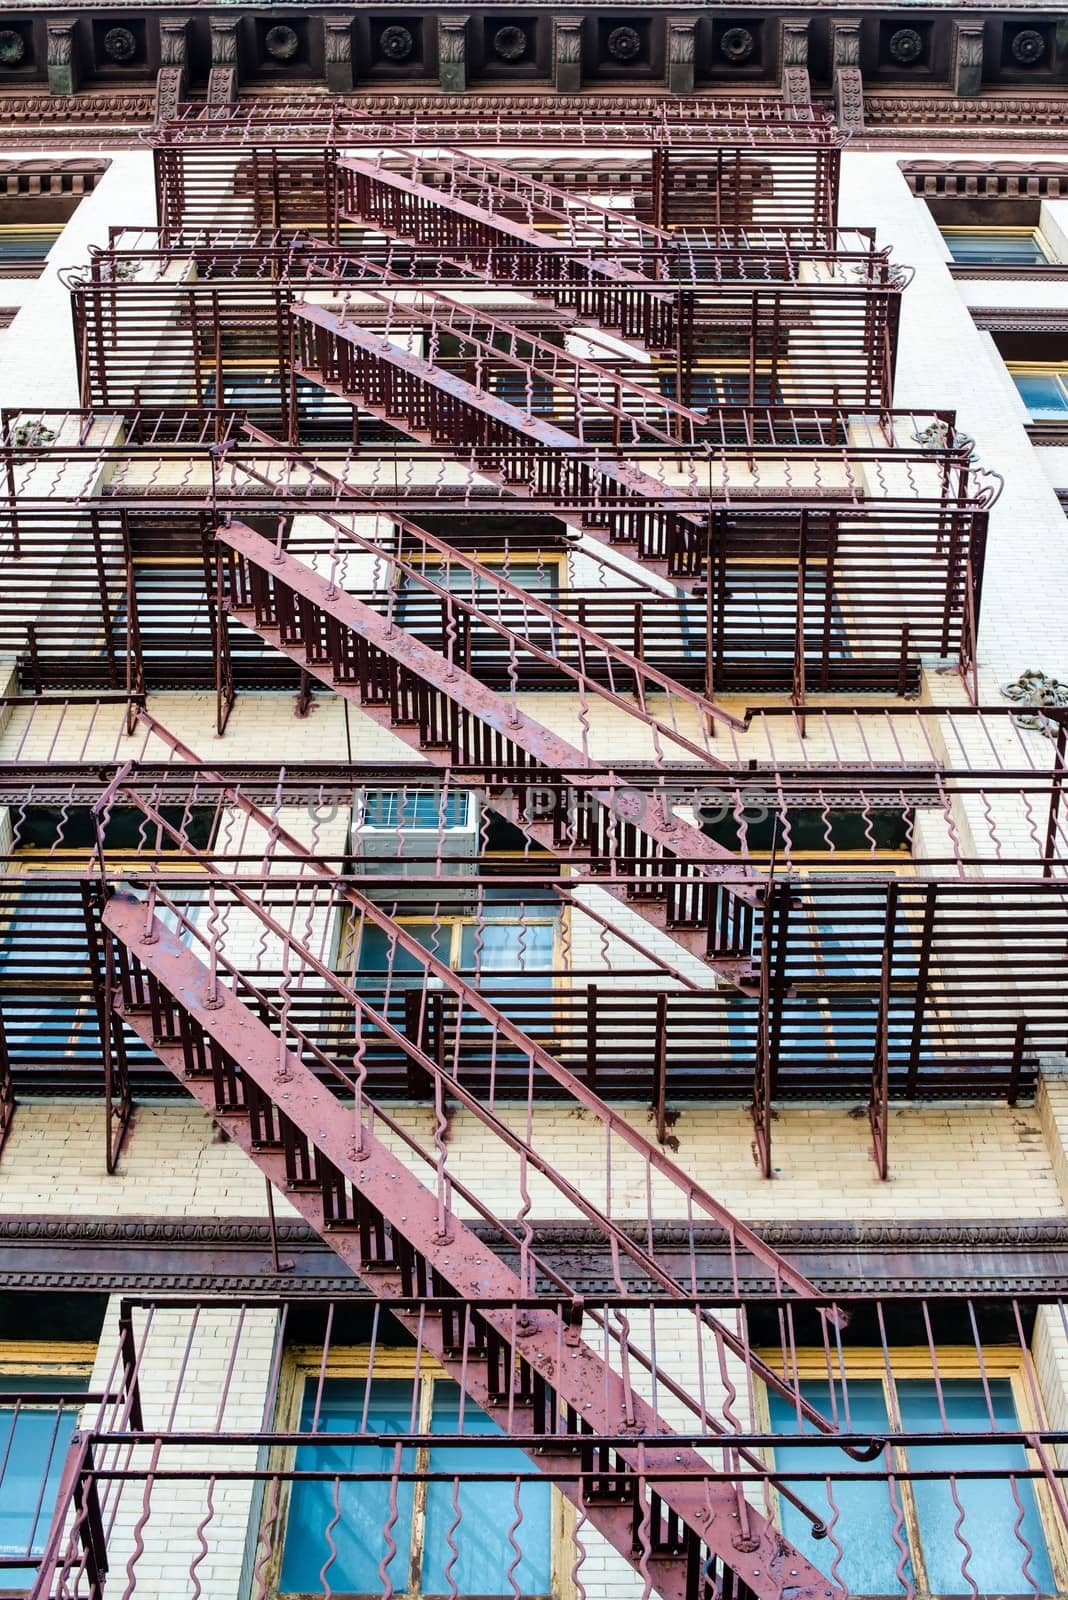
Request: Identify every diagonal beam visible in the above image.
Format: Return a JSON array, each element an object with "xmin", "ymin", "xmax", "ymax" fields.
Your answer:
[
  {"xmin": 217, "ymin": 519, "xmax": 765, "ymax": 986},
  {"xmin": 291, "ymin": 300, "xmax": 706, "ymax": 584},
  {"xmin": 103, "ymin": 891, "xmax": 839, "ymax": 1600}
]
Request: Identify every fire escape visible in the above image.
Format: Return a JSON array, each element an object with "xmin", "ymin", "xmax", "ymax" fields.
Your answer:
[{"xmin": 2, "ymin": 101, "xmax": 1067, "ymax": 1600}]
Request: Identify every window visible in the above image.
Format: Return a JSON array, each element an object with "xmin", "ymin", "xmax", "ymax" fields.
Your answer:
[
  {"xmin": 1009, "ymin": 365, "xmax": 1068, "ymax": 420},
  {"xmin": 0, "ymin": 807, "xmax": 214, "ymax": 1064},
  {"xmin": 764, "ymin": 1351, "xmax": 1062, "ymax": 1597},
  {"xmin": 941, "ymin": 226, "xmax": 1052, "ymax": 266},
  {"xmin": 394, "ymin": 558, "xmax": 562, "ymax": 666},
  {"xmin": 659, "ymin": 367, "xmax": 783, "ymax": 409},
  {"xmin": 355, "ymin": 904, "xmax": 557, "ymax": 994},
  {"xmin": 0, "ymin": 1348, "xmax": 94, "ymax": 1590},
  {"xmin": 710, "ymin": 808, "xmax": 919, "ymax": 1070},
  {"xmin": 272, "ymin": 1355, "xmax": 556, "ymax": 1598},
  {"xmin": 706, "ymin": 561, "xmax": 851, "ymax": 678},
  {"xmin": 0, "ymin": 224, "xmax": 63, "ymax": 279},
  {"xmin": 359, "ymin": 789, "xmax": 476, "ymax": 833},
  {"xmin": 202, "ymin": 367, "xmax": 356, "ymax": 443}
]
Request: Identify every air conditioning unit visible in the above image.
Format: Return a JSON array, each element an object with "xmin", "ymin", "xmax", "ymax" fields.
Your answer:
[{"xmin": 351, "ymin": 786, "xmax": 480, "ymax": 901}]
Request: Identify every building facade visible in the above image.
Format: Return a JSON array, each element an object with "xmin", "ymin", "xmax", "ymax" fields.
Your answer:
[{"xmin": 4, "ymin": 24, "xmax": 1068, "ymax": 1600}]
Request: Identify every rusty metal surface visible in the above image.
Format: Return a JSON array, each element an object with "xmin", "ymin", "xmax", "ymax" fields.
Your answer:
[
  {"xmin": 98, "ymin": 891, "xmax": 840, "ymax": 1600},
  {"xmin": 23, "ymin": 1287, "xmax": 1068, "ymax": 1600}
]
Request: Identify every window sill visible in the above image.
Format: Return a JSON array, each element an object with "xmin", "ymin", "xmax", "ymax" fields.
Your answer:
[
  {"xmin": 0, "ymin": 262, "xmax": 46, "ymax": 280},
  {"xmin": 1026, "ymin": 421, "xmax": 1068, "ymax": 445},
  {"xmin": 950, "ymin": 261, "xmax": 1068, "ymax": 280}
]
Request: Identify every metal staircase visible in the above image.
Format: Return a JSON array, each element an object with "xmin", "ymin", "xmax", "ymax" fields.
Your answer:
[
  {"xmin": 93, "ymin": 751, "xmax": 860, "ymax": 1600},
  {"xmin": 216, "ymin": 517, "xmax": 764, "ymax": 985}
]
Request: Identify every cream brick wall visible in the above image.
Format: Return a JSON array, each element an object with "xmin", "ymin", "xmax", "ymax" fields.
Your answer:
[
  {"xmin": 2, "ymin": 1098, "xmax": 1061, "ymax": 1225},
  {"xmin": 839, "ymin": 152, "xmax": 1068, "ymax": 692},
  {"xmin": 78, "ymin": 1298, "xmax": 280, "ymax": 1600},
  {"xmin": 0, "ymin": 153, "xmax": 157, "ymax": 413}
]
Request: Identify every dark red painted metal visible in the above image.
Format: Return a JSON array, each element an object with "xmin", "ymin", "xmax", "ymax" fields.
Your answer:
[{"xmin": 101, "ymin": 890, "xmax": 840, "ymax": 1600}]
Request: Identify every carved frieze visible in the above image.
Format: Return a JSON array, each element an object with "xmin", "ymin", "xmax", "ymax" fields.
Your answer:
[
  {"xmin": 324, "ymin": 16, "xmax": 353, "ymax": 91},
  {"xmin": 209, "ymin": 18, "xmax": 238, "ymax": 67},
  {"xmin": 952, "ymin": 20, "xmax": 984, "ymax": 97},
  {"xmin": 552, "ymin": 16, "xmax": 582, "ymax": 93},
  {"xmin": 666, "ymin": 19, "xmax": 695, "ymax": 96},
  {"xmin": 888, "ymin": 26, "xmax": 924, "ymax": 66},
  {"xmin": 0, "ymin": 30, "xmax": 27, "ymax": 69},
  {"xmin": 46, "ymin": 21, "xmax": 77, "ymax": 95},
  {"xmin": 379, "ymin": 25, "xmax": 414, "ymax": 62},
  {"xmin": 102, "ymin": 27, "xmax": 138, "ymax": 64},
  {"xmin": 492, "ymin": 25, "xmax": 528, "ymax": 63},
  {"xmin": 438, "ymin": 15, "xmax": 468, "ymax": 93},
  {"xmin": 154, "ymin": 64, "xmax": 185, "ymax": 124},
  {"xmin": 206, "ymin": 65, "xmax": 236, "ymax": 107},
  {"xmin": 720, "ymin": 26, "xmax": 755, "ymax": 64},
  {"xmin": 780, "ymin": 18, "xmax": 810, "ymax": 106},
  {"xmin": 1010, "ymin": 28, "xmax": 1046, "ymax": 67},
  {"xmin": 606, "ymin": 25, "xmax": 642, "ymax": 63},
  {"xmin": 158, "ymin": 16, "xmax": 189, "ymax": 70},
  {"xmin": 3, "ymin": 1213, "xmax": 1068, "ymax": 1296},
  {"xmin": 832, "ymin": 21, "xmax": 863, "ymax": 131},
  {"xmin": 264, "ymin": 24, "xmax": 300, "ymax": 63}
]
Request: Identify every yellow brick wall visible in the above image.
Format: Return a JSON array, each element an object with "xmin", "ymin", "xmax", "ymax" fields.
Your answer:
[{"xmin": 2, "ymin": 1098, "xmax": 1062, "ymax": 1225}]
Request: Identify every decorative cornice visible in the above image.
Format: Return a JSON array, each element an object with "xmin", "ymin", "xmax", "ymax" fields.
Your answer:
[
  {"xmin": 4, "ymin": 1212, "xmax": 1068, "ymax": 1249},
  {"xmin": 970, "ymin": 306, "xmax": 1068, "ymax": 332},
  {"xmin": 0, "ymin": 83, "xmax": 1067, "ymax": 143},
  {"xmin": 1026, "ymin": 421, "xmax": 1068, "ymax": 447},
  {"xmin": 901, "ymin": 156, "xmax": 1068, "ymax": 197},
  {"xmin": 0, "ymin": 92, "xmax": 155, "ymax": 124},
  {"xmin": 3, "ymin": 1215, "xmax": 1068, "ymax": 1295},
  {"xmin": 864, "ymin": 93, "xmax": 1068, "ymax": 127},
  {"xmin": 0, "ymin": 157, "xmax": 109, "ymax": 195},
  {"xmin": 4, "ymin": 1, "xmax": 1068, "ymax": 11}
]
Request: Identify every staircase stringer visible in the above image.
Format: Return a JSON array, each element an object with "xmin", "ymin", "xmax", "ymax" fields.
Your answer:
[
  {"xmin": 340, "ymin": 147, "xmax": 675, "ymax": 260},
  {"xmin": 102, "ymin": 891, "xmax": 839, "ymax": 1600},
  {"xmin": 297, "ymin": 279, "xmax": 692, "ymax": 448},
  {"xmin": 288, "ymin": 339, "xmax": 704, "ymax": 584},
  {"xmin": 104, "ymin": 727, "xmax": 789, "ymax": 1295},
  {"xmin": 227, "ymin": 449, "xmax": 743, "ymax": 741},
  {"xmin": 218, "ymin": 518, "xmax": 766, "ymax": 976},
  {"xmin": 333, "ymin": 158, "xmax": 667, "ymax": 307}
]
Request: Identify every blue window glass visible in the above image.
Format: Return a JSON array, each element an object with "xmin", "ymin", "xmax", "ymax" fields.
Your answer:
[
  {"xmin": 279, "ymin": 1376, "xmax": 552, "ymax": 1597},
  {"xmin": 202, "ymin": 370, "xmax": 354, "ymax": 441},
  {"xmin": 395, "ymin": 562, "xmax": 560, "ymax": 659},
  {"xmin": 1011, "ymin": 371, "xmax": 1068, "ymax": 420},
  {"xmin": 280, "ymin": 1378, "xmax": 417, "ymax": 1595},
  {"xmin": 0, "ymin": 225, "xmax": 63, "ymax": 274},
  {"xmin": 457, "ymin": 917, "xmax": 555, "ymax": 990},
  {"xmin": 0, "ymin": 887, "xmax": 93, "ymax": 1060},
  {"xmin": 942, "ymin": 229, "xmax": 1050, "ymax": 265},
  {"xmin": 768, "ymin": 1379, "xmax": 909, "ymax": 1595},
  {"xmin": 0, "ymin": 1376, "xmax": 89, "ymax": 1589},
  {"xmin": 357, "ymin": 915, "xmax": 555, "ymax": 996},
  {"xmin": 423, "ymin": 1381, "xmax": 552, "ymax": 1597},
  {"xmin": 900, "ymin": 1378, "xmax": 1055, "ymax": 1594},
  {"xmin": 769, "ymin": 1374, "xmax": 1057, "ymax": 1595}
]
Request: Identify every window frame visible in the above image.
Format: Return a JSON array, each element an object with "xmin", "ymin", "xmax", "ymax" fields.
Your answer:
[
  {"xmin": 0, "ymin": 223, "xmax": 65, "ymax": 280},
  {"xmin": 756, "ymin": 1344, "xmax": 1068, "ymax": 1596},
  {"xmin": 347, "ymin": 909, "xmax": 565, "ymax": 991},
  {"xmin": 940, "ymin": 224, "xmax": 1054, "ymax": 267},
  {"xmin": 264, "ymin": 1345, "xmax": 573, "ymax": 1600},
  {"xmin": 0, "ymin": 1341, "xmax": 96, "ymax": 1592},
  {"xmin": 391, "ymin": 552, "xmax": 566, "ymax": 664},
  {"xmin": 1007, "ymin": 362, "xmax": 1068, "ymax": 421}
]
